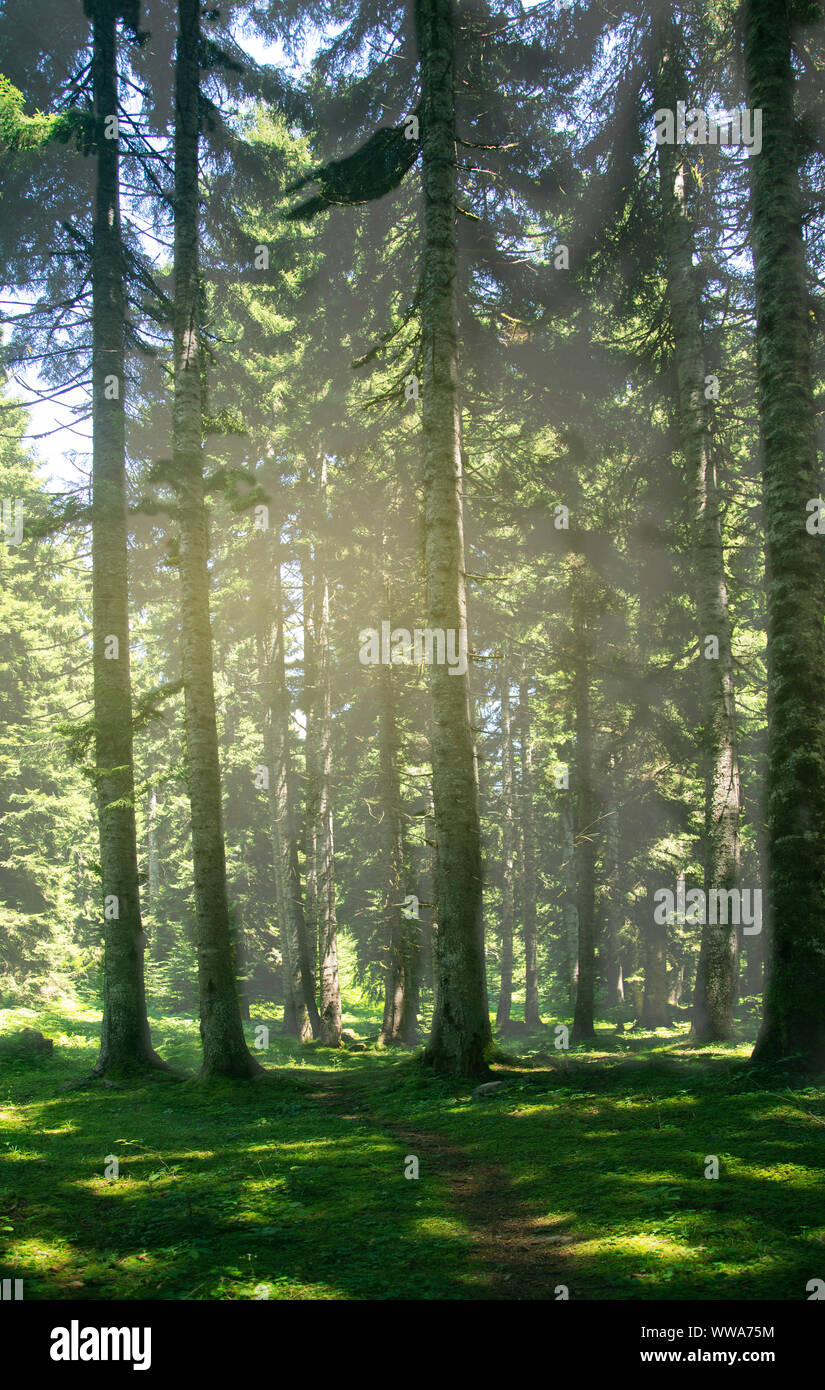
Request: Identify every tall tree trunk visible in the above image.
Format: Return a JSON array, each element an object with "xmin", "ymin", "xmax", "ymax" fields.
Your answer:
[
  {"xmin": 259, "ymin": 531, "xmax": 320, "ymax": 1041},
  {"xmin": 423, "ymin": 793, "xmax": 439, "ymax": 1003},
  {"xmin": 147, "ymin": 787, "xmax": 160, "ymax": 903},
  {"xmin": 601, "ymin": 757, "xmax": 625, "ymax": 1009},
  {"xmin": 571, "ymin": 580, "xmax": 597, "ymax": 1042},
  {"xmin": 745, "ymin": 0, "xmax": 825, "ymax": 1071},
  {"xmin": 377, "ymin": 653, "xmax": 417, "ymax": 1045},
  {"xmin": 668, "ymin": 960, "xmax": 685, "ymax": 1007},
  {"xmin": 304, "ymin": 457, "xmax": 341, "ymax": 1046},
  {"xmin": 743, "ymin": 781, "xmax": 767, "ymax": 998},
  {"xmin": 495, "ymin": 667, "xmax": 515, "ymax": 1030},
  {"xmin": 402, "ymin": 920, "xmax": 421, "ymax": 1043},
  {"xmin": 301, "ymin": 527, "xmax": 319, "ymax": 986},
  {"xmin": 235, "ymin": 907, "xmax": 250, "ymax": 1022},
  {"xmin": 561, "ymin": 800, "xmax": 578, "ymax": 1008},
  {"xmin": 416, "ymin": 0, "xmax": 490, "ymax": 1077},
  {"xmin": 745, "ymin": 890, "xmax": 764, "ymax": 998},
  {"xmin": 173, "ymin": 0, "xmax": 259, "ymax": 1078},
  {"xmin": 640, "ymin": 880, "xmax": 670, "ymax": 1028},
  {"xmin": 518, "ymin": 673, "xmax": 540, "ymax": 1026},
  {"xmin": 89, "ymin": 1, "xmax": 163, "ymax": 1076},
  {"xmin": 654, "ymin": 15, "xmax": 741, "ymax": 1042},
  {"xmin": 259, "ymin": 548, "xmax": 297, "ymax": 1039}
]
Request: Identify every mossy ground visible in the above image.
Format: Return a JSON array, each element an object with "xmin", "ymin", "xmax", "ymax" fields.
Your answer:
[{"xmin": 1, "ymin": 982, "xmax": 823, "ymax": 1300}]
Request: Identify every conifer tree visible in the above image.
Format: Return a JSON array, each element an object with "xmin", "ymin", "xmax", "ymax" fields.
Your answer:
[{"xmin": 744, "ymin": 0, "xmax": 825, "ymax": 1071}]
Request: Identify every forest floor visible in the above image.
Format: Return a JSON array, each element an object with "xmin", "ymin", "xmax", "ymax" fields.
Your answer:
[{"xmin": 1, "ymin": 994, "xmax": 824, "ymax": 1300}]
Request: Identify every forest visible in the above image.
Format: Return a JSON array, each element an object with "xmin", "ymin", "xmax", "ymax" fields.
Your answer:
[{"xmin": 1, "ymin": 0, "xmax": 825, "ymax": 1319}]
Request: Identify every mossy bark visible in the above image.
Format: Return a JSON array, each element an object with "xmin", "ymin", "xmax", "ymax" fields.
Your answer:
[{"xmin": 744, "ymin": 0, "xmax": 825, "ymax": 1071}]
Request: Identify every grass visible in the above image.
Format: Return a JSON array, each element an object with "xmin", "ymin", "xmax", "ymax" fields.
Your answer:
[{"xmin": 1, "ymin": 988, "xmax": 824, "ymax": 1300}]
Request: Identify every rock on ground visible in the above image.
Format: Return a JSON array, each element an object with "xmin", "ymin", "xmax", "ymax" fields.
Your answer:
[
  {"xmin": 471, "ymin": 1081, "xmax": 509, "ymax": 1100},
  {"xmin": 0, "ymin": 1028, "xmax": 54, "ymax": 1059}
]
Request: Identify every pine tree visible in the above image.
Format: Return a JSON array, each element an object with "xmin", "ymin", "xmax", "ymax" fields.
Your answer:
[
  {"xmin": 258, "ymin": 525, "xmax": 320, "ymax": 1040},
  {"xmin": 653, "ymin": 12, "xmax": 742, "ymax": 1042},
  {"xmin": 494, "ymin": 662, "xmax": 516, "ymax": 1031},
  {"xmin": 87, "ymin": 0, "xmax": 164, "ymax": 1076},
  {"xmin": 416, "ymin": 0, "xmax": 490, "ymax": 1077},
  {"xmin": 744, "ymin": 0, "xmax": 825, "ymax": 1071},
  {"xmin": 518, "ymin": 672, "xmax": 540, "ymax": 1026},
  {"xmin": 172, "ymin": 0, "xmax": 260, "ymax": 1078}
]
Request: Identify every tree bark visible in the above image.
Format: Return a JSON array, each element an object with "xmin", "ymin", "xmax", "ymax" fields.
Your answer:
[
  {"xmin": 495, "ymin": 667, "xmax": 515, "ymax": 1030},
  {"xmin": 423, "ymin": 793, "xmax": 439, "ymax": 1003},
  {"xmin": 571, "ymin": 577, "xmax": 597, "ymax": 1042},
  {"xmin": 301, "ymin": 525, "xmax": 319, "ymax": 986},
  {"xmin": 561, "ymin": 800, "xmax": 578, "ymax": 1008},
  {"xmin": 518, "ymin": 674, "xmax": 540, "ymax": 1026},
  {"xmin": 259, "ymin": 529, "xmax": 320, "ymax": 1041},
  {"xmin": 416, "ymin": 0, "xmax": 490, "ymax": 1077},
  {"xmin": 90, "ymin": 1, "xmax": 163, "ymax": 1076},
  {"xmin": 601, "ymin": 757, "xmax": 625, "ymax": 1009},
  {"xmin": 377, "ymin": 652, "xmax": 418, "ymax": 1045},
  {"xmin": 743, "ymin": 786, "xmax": 767, "ymax": 997},
  {"xmin": 173, "ymin": 0, "xmax": 259, "ymax": 1077},
  {"xmin": 303, "ymin": 457, "xmax": 341, "ymax": 1046},
  {"xmin": 147, "ymin": 787, "xmax": 160, "ymax": 903},
  {"xmin": 744, "ymin": 0, "xmax": 825, "ymax": 1071},
  {"xmin": 654, "ymin": 15, "xmax": 741, "ymax": 1042},
  {"xmin": 640, "ymin": 883, "xmax": 670, "ymax": 1029}
]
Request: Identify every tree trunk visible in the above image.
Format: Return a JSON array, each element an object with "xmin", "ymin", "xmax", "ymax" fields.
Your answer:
[
  {"xmin": 416, "ymin": 0, "xmax": 490, "ymax": 1078},
  {"xmin": 304, "ymin": 457, "xmax": 341, "ymax": 1046},
  {"xmin": 423, "ymin": 793, "xmax": 439, "ymax": 1003},
  {"xmin": 147, "ymin": 788, "xmax": 160, "ymax": 903},
  {"xmin": 743, "ymin": 786, "xmax": 767, "ymax": 998},
  {"xmin": 301, "ymin": 527, "xmax": 319, "ymax": 987},
  {"xmin": 744, "ymin": 0, "xmax": 825, "ymax": 1071},
  {"xmin": 518, "ymin": 674, "xmax": 540, "ymax": 1026},
  {"xmin": 601, "ymin": 757, "xmax": 625, "ymax": 1009},
  {"xmin": 668, "ymin": 961, "xmax": 685, "ymax": 1007},
  {"xmin": 173, "ymin": 0, "xmax": 259, "ymax": 1078},
  {"xmin": 561, "ymin": 800, "xmax": 578, "ymax": 1008},
  {"xmin": 745, "ymin": 917, "xmax": 764, "ymax": 998},
  {"xmin": 235, "ymin": 908, "xmax": 250, "ymax": 1022},
  {"xmin": 259, "ymin": 530, "xmax": 320, "ymax": 1041},
  {"xmin": 654, "ymin": 15, "xmax": 741, "ymax": 1042},
  {"xmin": 90, "ymin": 2, "xmax": 163, "ymax": 1076},
  {"xmin": 495, "ymin": 667, "xmax": 515, "ymax": 1030},
  {"xmin": 571, "ymin": 583, "xmax": 597, "ymax": 1042},
  {"xmin": 640, "ymin": 884, "xmax": 670, "ymax": 1028},
  {"xmin": 377, "ymin": 652, "xmax": 418, "ymax": 1045}
]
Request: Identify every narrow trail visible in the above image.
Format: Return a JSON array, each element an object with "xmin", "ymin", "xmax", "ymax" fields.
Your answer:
[{"xmin": 295, "ymin": 1064, "xmax": 578, "ymax": 1299}]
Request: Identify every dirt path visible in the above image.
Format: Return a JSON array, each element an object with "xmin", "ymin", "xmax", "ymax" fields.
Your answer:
[{"xmin": 297, "ymin": 1065, "xmax": 577, "ymax": 1299}]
